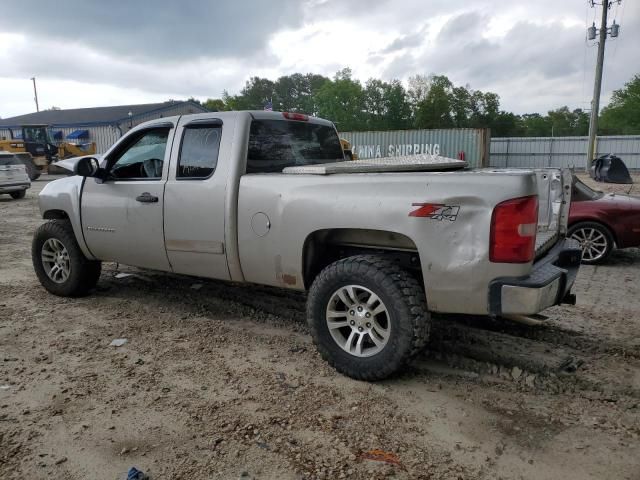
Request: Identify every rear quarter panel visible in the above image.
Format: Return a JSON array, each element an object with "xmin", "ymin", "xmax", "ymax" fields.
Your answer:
[{"xmin": 238, "ymin": 170, "xmax": 538, "ymax": 315}]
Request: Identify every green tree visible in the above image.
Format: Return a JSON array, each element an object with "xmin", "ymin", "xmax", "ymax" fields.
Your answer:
[
  {"xmin": 314, "ymin": 69, "xmax": 365, "ymax": 131},
  {"xmin": 450, "ymin": 85, "xmax": 472, "ymax": 127},
  {"xmin": 224, "ymin": 77, "xmax": 276, "ymax": 110},
  {"xmin": 468, "ymin": 91, "xmax": 500, "ymax": 128},
  {"xmin": 491, "ymin": 112, "xmax": 523, "ymax": 137},
  {"xmin": 519, "ymin": 113, "xmax": 552, "ymax": 137},
  {"xmin": 202, "ymin": 98, "xmax": 228, "ymax": 111},
  {"xmin": 413, "ymin": 75, "xmax": 454, "ymax": 129},
  {"xmin": 363, "ymin": 79, "xmax": 412, "ymax": 130},
  {"xmin": 383, "ymin": 80, "xmax": 413, "ymax": 130},
  {"xmin": 600, "ymin": 74, "xmax": 640, "ymax": 134},
  {"xmin": 273, "ymin": 73, "xmax": 329, "ymax": 114},
  {"xmin": 546, "ymin": 106, "xmax": 585, "ymax": 136}
]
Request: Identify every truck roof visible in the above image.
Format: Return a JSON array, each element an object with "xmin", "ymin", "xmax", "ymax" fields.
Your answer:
[{"xmin": 136, "ymin": 111, "xmax": 335, "ymax": 130}]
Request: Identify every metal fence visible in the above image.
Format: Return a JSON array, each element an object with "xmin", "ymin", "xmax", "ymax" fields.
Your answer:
[{"xmin": 490, "ymin": 135, "xmax": 640, "ymax": 170}]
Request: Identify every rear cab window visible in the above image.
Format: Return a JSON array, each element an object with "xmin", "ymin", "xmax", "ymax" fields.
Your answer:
[{"xmin": 247, "ymin": 118, "xmax": 344, "ymax": 173}]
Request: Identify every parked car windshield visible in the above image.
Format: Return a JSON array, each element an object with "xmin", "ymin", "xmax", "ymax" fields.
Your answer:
[
  {"xmin": 247, "ymin": 119, "xmax": 344, "ymax": 173},
  {"xmin": 572, "ymin": 177, "xmax": 604, "ymax": 201}
]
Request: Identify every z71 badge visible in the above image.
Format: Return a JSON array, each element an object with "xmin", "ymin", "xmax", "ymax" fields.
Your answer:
[{"xmin": 409, "ymin": 203, "xmax": 460, "ymax": 221}]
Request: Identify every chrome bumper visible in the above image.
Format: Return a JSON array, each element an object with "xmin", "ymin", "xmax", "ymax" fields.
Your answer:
[{"xmin": 489, "ymin": 239, "xmax": 582, "ymax": 316}]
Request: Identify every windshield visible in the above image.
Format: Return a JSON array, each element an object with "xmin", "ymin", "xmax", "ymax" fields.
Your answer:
[
  {"xmin": 247, "ymin": 119, "xmax": 344, "ymax": 173},
  {"xmin": 23, "ymin": 126, "xmax": 51, "ymax": 144},
  {"xmin": 572, "ymin": 176, "xmax": 604, "ymax": 201}
]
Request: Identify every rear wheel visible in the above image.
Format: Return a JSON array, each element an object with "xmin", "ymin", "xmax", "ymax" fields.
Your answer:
[
  {"xmin": 568, "ymin": 221, "xmax": 614, "ymax": 265},
  {"xmin": 307, "ymin": 255, "xmax": 430, "ymax": 381},
  {"xmin": 10, "ymin": 190, "xmax": 26, "ymax": 199},
  {"xmin": 32, "ymin": 220, "xmax": 102, "ymax": 296}
]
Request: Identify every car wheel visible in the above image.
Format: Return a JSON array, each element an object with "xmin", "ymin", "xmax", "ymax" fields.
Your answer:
[
  {"xmin": 568, "ymin": 221, "xmax": 614, "ymax": 265},
  {"xmin": 32, "ymin": 220, "xmax": 102, "ymax": 296},
  {"xmin": 307, "ymin": 255, "xmax": 430, "ymax": 381},
  {"xmin": 10, "ymin": 190, "xmax": 26, "ymax": 199}
]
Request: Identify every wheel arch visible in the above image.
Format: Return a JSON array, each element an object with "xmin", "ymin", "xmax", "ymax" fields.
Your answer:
[
  {"xmin": 43, "ymin": 209, "xmax": 70, "ymax": 220},
  {"xmin": 37, "ymin": 175, "xmax": 96, "ymax": 260},
  {"xmin": 302, "ymin": 228, "xmax": 422, "ymax": 289}
]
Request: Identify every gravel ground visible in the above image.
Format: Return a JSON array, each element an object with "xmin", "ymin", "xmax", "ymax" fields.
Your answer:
[{"xmin": 1, "ymin": 174, "xmax": 639, "ymax": 480}]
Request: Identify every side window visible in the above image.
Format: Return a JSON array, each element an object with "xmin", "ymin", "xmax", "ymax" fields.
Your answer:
[
  {"xmin": 177, "ymin": 125, "xmax": 221, "ymax": 179},
  {"xmin": 108, "ymin": 128, "xmax": 169, "ymax": 180}
]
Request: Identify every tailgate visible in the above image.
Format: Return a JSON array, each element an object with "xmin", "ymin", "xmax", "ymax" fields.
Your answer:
[
  {"xmin": 0, "ymin": 163, "xmax": 28, "ymax": 182},
  {"xmin": 534, "ymin": 169, "xmax": 572, "ymax": 258}
]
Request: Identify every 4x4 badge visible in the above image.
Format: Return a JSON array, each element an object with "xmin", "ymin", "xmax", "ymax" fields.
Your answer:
[{"xmin": 409, "ymin": 203, "xmax": 460, "ymax": 221}]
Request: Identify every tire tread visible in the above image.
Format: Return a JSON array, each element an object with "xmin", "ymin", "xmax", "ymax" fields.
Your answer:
[
  {"xmin": 307, "ymin": 255, "xmax": 430, "ymax": 381},
  {"xmin": 32, "ymin": 220, "xmax": 101, "ymax": 296}
]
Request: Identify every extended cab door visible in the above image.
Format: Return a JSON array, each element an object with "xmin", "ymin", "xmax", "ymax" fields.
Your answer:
[
  {"xmin": 80, "ymin": 124, "xmax": 174, "ymax": 271},
  {"xmin": 163, "ymin": 116, "xmax": 230, "ymax": 280}
]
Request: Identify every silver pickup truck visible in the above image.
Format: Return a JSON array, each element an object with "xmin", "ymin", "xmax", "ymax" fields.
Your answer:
[{"xmin": 32, "ymin": 111, "xmax": 581, "ymax": 380}]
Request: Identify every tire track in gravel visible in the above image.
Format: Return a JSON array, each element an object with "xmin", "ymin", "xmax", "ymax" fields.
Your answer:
[{"xmin": 77, "ymin": 264, "xmax": 640, "ymax": 401}]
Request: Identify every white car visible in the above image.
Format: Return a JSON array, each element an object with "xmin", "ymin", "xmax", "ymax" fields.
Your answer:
[{"xmin": 0, "ymin": 151, "xmax": 31, "ymax": 199}]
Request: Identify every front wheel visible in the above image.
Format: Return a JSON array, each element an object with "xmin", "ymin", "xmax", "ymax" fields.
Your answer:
[
  {"xmin": 568, "ymin": 222, "xmax": 614, "ymax": 265},
  {"xmin": 307, "ymin": 255, "xmax": 430, "ymax": 381},
  {"xmin": 32, "ymin": 220, "xmax": 102, "ymax": 296}
]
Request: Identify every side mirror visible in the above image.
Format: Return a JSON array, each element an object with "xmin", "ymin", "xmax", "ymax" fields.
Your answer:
[{"xmin": 74, "ymin": 157, "xmax": 100, "ymax": 177}]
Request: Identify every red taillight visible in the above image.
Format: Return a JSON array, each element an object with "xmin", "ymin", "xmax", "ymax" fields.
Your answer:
[
  {"xmin": 282, "ymin": 112, "xmax": 308, "ymax": 121},
  {"xmin": 490, "ymin": 195, "xmax": 538, "ymax": 263}
]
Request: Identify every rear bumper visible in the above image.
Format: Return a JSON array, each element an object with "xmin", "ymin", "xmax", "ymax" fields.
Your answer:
[
  {"xmin": 489, "ymin": 238, "xmax": 582, "ymax": 316},
  {"xmin": 0, "ymin": 182, "xmax": 30, "ymax": 193}
]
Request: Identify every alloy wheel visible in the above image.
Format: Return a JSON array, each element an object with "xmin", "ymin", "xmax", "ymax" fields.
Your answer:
[
  {"xmin": 325, "ymin": 284, "xmax": 391, "ymax": 357},
  {"xmin": 41, "ymin": 238, "xmax": 71, "ymax": 283},
  {"xmin": 570, "ymin": 227, "xmax": 609, "ymax": 263}
]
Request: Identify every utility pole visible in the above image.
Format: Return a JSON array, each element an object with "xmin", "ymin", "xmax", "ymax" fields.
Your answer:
[
  {"xmin": 30, "ymin": 77, "xmax": 39, "ymax": 112},
  {"xmin": 586, "ymin": 0, "xmax": 620, "ymax": 170}
]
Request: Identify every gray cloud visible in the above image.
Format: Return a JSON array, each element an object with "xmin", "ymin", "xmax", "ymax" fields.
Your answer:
[
  {"xmin": 379, "ymin": 25, "xmax": 429, "ymax": 54},
  {"xmin": 0, "ymin": 0, "xmax": 638, "ymax": 117},
  {"xmin": 437, "ymin": 11, "xmax": 487, "ymax": 41},
  {"xmin": 0, "ymin": 0, "xmax": 304, "ymax": 61},
  {"xmin": 380, "ymin": 3, "xmax": 640, "ymax": 113}
]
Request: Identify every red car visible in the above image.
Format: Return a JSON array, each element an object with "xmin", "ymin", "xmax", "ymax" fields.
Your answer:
[{"xmin": 568, "ymin": 178, "xmax": 640, "ymax": 264}]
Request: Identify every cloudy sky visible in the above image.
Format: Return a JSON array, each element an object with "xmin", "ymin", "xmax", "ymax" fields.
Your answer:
[{"xmin": 0, "ymin": 0, "xmax": 638, "ymax": 119}]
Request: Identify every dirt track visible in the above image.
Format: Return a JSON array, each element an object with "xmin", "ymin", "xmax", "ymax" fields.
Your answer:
[{"xmin": 1, "ymin": 175, "xmax": 639, "ymax": 480}]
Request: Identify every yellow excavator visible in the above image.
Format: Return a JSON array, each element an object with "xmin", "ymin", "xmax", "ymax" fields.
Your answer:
[
  {"xmin": 0, "ymin": 124, "xmax": 96, "ymax": 178},
  {"xmin": 340, "ymin": 138, "xmax": 358, "ymax": 160}
]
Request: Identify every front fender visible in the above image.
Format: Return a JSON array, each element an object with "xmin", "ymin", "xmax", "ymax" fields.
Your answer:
[{"xmin": 38, "ymin": 176, "xmax": 95, "ymax": 259}]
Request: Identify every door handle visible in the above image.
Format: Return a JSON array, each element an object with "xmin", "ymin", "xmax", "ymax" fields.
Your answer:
[{"xmin": 135, "ymin": 192, "xmax": 158, "ymax": 203}]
